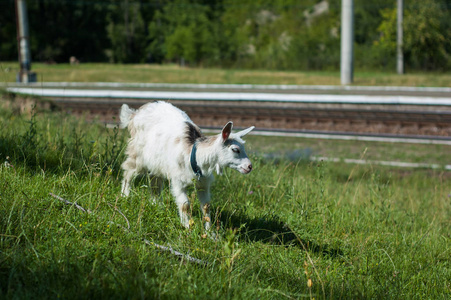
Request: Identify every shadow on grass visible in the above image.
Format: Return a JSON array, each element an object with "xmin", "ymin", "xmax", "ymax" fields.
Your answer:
[{"xmin": 219, "ymin": 210, "xmax": 343, "ymax": 258}]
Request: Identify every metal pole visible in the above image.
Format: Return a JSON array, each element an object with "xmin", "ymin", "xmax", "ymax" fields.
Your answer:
[
  {"xmin": 340, "ymin": 0, "xmax": 354, "ymax": 85},
  {"xmin": 397, "ymin": 0, "xmax": 404, "ymax": 74},
  {"xmin": 15, "ymin": 0, "xmax": 36, "ymax": 83}
]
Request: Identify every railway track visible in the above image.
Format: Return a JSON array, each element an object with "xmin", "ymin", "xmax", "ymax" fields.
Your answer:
[
  {"xmin": 47, "ymin": 98, "xmax": 451, "ymax": 138},
  {"xmin": 5, "ymin": 85, "xmax": 451, "ymax": 139}
]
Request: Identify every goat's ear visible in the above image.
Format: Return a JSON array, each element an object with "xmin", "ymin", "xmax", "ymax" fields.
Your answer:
[
  {"xmin": 236, "ymin": 126, "xmax": 255, "ymax": 138},
  {"xmin": 221, "ymin": 122, "xmax": 233, "ymax": 141}
]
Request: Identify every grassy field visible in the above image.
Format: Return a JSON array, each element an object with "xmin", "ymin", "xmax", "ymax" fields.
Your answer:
[
  {"xmin": 2, "ymin": 62, "xmax": 451, "ymax": 87},
  {"xmin": 245, "ymin": 135, "xmax": 451, "ymax": 166},
  {"xmin": 0, "ymin": 104, "xmax": 450, "ymax": 299}
]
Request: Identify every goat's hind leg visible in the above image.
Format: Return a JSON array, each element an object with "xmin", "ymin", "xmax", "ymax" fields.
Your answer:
[
  {"xmin": 148, "ymin": 176, "xmax": 164, "ymax": 204},
  {"xmin": 121, "ymin": 157, "xmax": 137, "ymax": 197}
]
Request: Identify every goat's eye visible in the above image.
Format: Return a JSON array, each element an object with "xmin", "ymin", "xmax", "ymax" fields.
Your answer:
[{"xmin": 232, "ymin": 148, "xmax": 240, "ymax": 154}]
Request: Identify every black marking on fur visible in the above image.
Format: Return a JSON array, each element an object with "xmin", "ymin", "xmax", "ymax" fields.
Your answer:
[
  {"xmin": 224, "ymin": 139, "xmax": 240, "ymax": 147},
  {"xmin": 185, "ymin": 122, "xmax": 205, "ymax": 145}
]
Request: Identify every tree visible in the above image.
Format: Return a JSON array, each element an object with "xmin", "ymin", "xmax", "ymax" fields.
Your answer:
[
  {"xmin": 374, "ymin": 0, "xmax": 451, "ymax": 70},
  {"xmin": 0, "ymin": 0, "xmax": 17, "ymax": 61},
  {"xmin": 106, "ymin": 0, "xmax": 149, "ymax": 63},
  {"xmin": 148, "ymin": 0, "xmax": 218, "ymax": 65},
  {"xmin": 0, "ymin": 0, "xmax": 449, "ymax": 71},
  {"xmin": 29, "ymin": 0, "xmax": 110, "ymax": 62}
]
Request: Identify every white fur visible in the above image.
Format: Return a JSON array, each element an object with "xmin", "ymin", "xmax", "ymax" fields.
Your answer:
[{"xmin": 120, "ymin": 101, "xmax": 254, "ymax": 230}]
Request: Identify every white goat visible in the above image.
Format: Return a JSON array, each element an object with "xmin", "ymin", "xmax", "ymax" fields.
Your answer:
[{"xmin": 119, "ymin": 101, "xmax": 254, "ymax": 230}]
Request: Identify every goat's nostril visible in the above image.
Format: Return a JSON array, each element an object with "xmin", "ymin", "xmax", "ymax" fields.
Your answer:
[{"xmin": 248, "ymin": 164, "xmax": 253, "ymax": 170}]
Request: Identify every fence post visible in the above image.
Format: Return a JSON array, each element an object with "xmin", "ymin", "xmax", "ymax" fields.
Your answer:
[
  {"xmin": 15, "ymin": 0, "xmax": 36, "ymax": 83},
  {"xmin": 340, "ymin": 0, "xmax": 354, "ymax": 85}
]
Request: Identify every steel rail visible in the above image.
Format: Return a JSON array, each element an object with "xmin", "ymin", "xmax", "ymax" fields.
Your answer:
[{"xmin": 6, "ymin": 87, "xmax": 451, "ymax": 106}]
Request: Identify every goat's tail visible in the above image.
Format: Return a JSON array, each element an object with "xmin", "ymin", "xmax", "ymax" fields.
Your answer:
[{"xmin": 119, "ymin": 104, "xmax": 136, "ymax": 129}]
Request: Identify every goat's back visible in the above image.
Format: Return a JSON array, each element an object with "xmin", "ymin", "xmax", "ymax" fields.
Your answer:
[
  {"xmin": 132, "ymin": 101, "xmax": 191, "ymax": 133},
  {"xmin": 124, "ymin": 101, "xmax": 196, "ymax": 178}
]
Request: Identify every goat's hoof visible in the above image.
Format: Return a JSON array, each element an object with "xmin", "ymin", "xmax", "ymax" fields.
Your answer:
[
  {"xmin": 208, "ymin": 231, "xmax": 218, "ymax": 241},
  {"xmin": 201, "ymin": 230, "xmax": 217, "ymax": 240}
]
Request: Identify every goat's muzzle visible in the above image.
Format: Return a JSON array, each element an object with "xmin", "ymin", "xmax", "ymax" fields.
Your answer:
[{"xmin": 241, "ymin": 164, "xmax": 253, "ymax": 174}]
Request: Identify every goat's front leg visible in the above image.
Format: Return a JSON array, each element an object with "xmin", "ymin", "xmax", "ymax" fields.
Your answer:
[
  {"xmin": 198, "ymin": 183, "xmax": 212, "ymax": 231},
  {"xmin": 171, "ymin": 183, "xmax": 191, "ymax": 228}
]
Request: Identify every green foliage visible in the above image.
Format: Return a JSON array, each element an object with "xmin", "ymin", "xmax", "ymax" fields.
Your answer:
[
  {"xmin": 0, "ymin": 106, "xmax": 450, "ymax": 298},
  {"xmin": 29, "ymin": 0, "xmax": 109, "ymax": 62},
  {"xmin": 161, "ymin": 2, "xmax": 217, "ymax": 65},
  {"xmin": 375, "ymin": 8, "xmax": 397, "ymax": 54},
  {"xmin": 1, "ymin": 0, "xmax": 450, "ymax": 70},
  {"xmin": 0, "ymin": 106, "xmax": 127, "ymax": 175},
  {"xmin": 374, "ymin": 0, "xmax": 451, "ymax": 70},
  {"xmin": 106, "ymin": 1, "xmax": 149, "ymax": 63},
  {"xmin": 217, "ymin": 0, "xmax": 340, "ymax": 70},
  {"xmin": 403, "ymin": 0, "xmax": 451, "ymax": 70}
]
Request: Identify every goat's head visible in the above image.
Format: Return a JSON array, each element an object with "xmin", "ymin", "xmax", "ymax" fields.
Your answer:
[{"xmin": 215, "ymin": 122, "xmax": 254, "ymax": 175}]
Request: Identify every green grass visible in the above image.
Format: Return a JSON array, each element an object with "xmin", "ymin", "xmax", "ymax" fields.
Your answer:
[
  {"xmin": 0, "ymin": 107, "xmax": 450, "ymax": 299},
  {"xmin": 245, "ymin": 135, "xmax": 451, "ymax": 166},
  {"xmin": 2, "ymin": 62, "xmax": 451, "ymax": 87}
]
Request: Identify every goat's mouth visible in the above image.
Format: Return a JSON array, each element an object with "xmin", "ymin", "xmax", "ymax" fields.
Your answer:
[{"xmin": 239, "ymin": 167, "xmax": 252, "ymax": 174}]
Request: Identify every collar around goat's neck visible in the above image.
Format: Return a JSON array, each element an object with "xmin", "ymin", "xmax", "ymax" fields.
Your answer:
[{"xmin": 190, "ymin": 142, "xmax": 203, "ymax": 180}]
